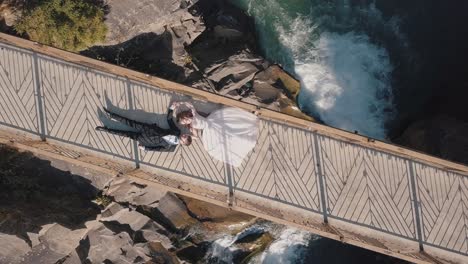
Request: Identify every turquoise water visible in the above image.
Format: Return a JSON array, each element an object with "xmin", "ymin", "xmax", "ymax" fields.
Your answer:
[{"xmin": 232, "ymin": 0, "xmax": 410, "ymax": 139}]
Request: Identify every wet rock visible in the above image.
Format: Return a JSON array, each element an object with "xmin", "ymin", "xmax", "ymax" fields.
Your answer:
[
  {"xmin": 147, "ymin": 241, "xmax": 181, "ymax": 264},
  {"xmin": 176, "ymin": 241, "xmax": 211, "ymax": 263},
  {"xmin": 232, "ymin": 232, "xmax": 274, "ymax": 264},
  {"xmin": 251, "ymin": 65, "xmax": 314, "ymax": 121},
  {"xmin": 395, "ymin": 115, "xmax": 468, "ymax": 165}
]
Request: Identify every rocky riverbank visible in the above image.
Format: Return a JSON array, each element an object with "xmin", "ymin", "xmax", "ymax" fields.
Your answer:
[
  {"xmin": 0, "ymin": 144, "xmax": 273, "ymax": 263},
  {"xmin": 0, "ymin": 144, "xmax": 408, "ymax": 264}
]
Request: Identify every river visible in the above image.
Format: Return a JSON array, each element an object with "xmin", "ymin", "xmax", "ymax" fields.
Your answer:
[{"xmin": 230, "ymin": 0, "xmax": 468, "ymax": 140}]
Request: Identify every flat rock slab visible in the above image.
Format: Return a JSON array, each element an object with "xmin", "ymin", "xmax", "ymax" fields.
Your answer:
[
  {"xmin": 0, "ymin": 234, "xmax": 31, "ymax": 263},
  {"xmin": 105, "ymin": 176, "xmax": 167, "ymax": 206},
  {"xmin": 79, "ymin": 222, "xmax": 150, "ymax": 263}
]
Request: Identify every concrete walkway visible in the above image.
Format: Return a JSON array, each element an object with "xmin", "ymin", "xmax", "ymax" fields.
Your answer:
[{"xmin": 1, "ymin": 33, "xmax": 468, "ymax": 263}]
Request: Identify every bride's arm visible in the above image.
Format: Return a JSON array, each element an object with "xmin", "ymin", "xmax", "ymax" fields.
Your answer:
[{"xmin": 189, "ymin": 125, "xmax": 200, "ymax": 139}]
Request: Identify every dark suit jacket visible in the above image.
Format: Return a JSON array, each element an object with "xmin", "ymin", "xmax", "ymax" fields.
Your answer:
[{"xmin": 142, "ymin": 109, "xmax": 180, "ymax": 152}]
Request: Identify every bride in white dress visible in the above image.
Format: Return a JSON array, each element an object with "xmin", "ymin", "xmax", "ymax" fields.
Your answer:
[{"xmin": 171, "ymin": 102, "xmax": 259, "ymax": 167}]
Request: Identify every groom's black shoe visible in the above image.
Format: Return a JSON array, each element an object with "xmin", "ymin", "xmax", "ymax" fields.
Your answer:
[{"xmin": 95, "ymin": 126, "xmax": 106, "ymax": 131}]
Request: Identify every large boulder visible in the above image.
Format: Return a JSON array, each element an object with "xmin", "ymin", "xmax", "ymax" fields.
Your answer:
[
  {"xmin": 154, "ymin": 192, "xmax": 198, "ymax": 231},
  {"xmin": 395, "ymin": 115, "xmax": 468, "ymax": 165},
  {"xmin": 75, "ymin": 221, "xmax": 151, "ymax": 264},
  {"xmin": 84, "ymin": 0, "xmax": 205, "ymax": 82},
  {"xmin": 104, "ymin": 177, "xmax": 198, "ymax": 231},
  {"xmin": 100, "ymin": 206, "xmax": 173, "ymax": 249},
  {"xmin": 104, "ymin": 0, "xmax": 204, "ymax": 48},
  {"xmin": 207, "ymin": 226, "xmax": 274, "ymax": 264},
  {"xmin": 104, "ymin": 177, "xmax": 167, "ymax": 207}
]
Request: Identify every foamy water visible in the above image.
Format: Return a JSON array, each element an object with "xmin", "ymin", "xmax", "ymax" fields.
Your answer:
[
  {"xmin": 208, "ymin": 225, "xmax": 312, "ymax": 264},
  {"xmin": 257, "ymin": 228, "xmax": 312, "ymax": 264},
  {"xmin": 235, "ymin": 0, "xmax": 401, "ymax": 139}
]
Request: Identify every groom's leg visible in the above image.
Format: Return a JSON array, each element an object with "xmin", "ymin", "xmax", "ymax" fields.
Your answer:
[
  {"xmin": 103, "ymin": 107, "xmax": 171, "ymax": 135},
  {"xmin": 103, "ymin": 107, "xmax": 150, "ymax": 131},
  {"xmin": 95, "ymin": 126, "xmax": 140, "ymax": 140}
]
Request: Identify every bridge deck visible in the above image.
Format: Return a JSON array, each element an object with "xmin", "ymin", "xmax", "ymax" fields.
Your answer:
[{"xmin": 1, "ymin": 33, "xmax": 468, "ymax": 263}]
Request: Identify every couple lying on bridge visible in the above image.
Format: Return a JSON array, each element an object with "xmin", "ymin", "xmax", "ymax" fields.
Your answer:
[{"xmin": 96, "ymin": 102, "xmax": 259, "ymax": 167}]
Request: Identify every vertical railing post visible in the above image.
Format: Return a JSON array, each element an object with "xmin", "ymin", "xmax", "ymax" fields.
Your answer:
[
  {"xmin": 126, "ymin": 78, "xmax": 140, "ymax": 168},
  {"xmin": 313, "ymin": 133, "xmax": 329, "ymax": 223},
  {"xmin": 408, "ymin": 160, "xmax": 424, "ymax": 251},
  {"xmin": 32, "ymin": 52, "xmax": 46, "ymax": 141},
  {"xmin": 226, "ymin": 164, "xmax": 234, "ymax": 206}
]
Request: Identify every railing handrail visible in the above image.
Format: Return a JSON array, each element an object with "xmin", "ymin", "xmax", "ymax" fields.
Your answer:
[{"xmin": 1, "ymin": 32, "xmax": 467, "ymax": 176}]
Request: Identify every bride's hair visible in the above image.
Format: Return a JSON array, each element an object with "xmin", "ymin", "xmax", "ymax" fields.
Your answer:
[
  {"xmin": 180, "ymin": 134, "xmax": 192, "ymax": 146},
  {"xmin": 176, "ymin": 110, "xmax": 193, "ymax": 122}
]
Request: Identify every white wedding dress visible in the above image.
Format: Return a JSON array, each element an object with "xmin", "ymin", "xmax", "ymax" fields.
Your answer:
[{"xmin": 192, "ymin": 107, "xmax": 259, "ymax": 167}]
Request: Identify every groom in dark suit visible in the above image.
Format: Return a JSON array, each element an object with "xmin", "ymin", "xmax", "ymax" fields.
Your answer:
[{"xmin": 96, "ymin": 107, "xmax": 191, "ymax": 152}]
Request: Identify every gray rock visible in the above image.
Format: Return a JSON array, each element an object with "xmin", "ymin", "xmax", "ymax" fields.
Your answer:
[
  {"xmin": 100, "ymin": 208, "xmax": 173, "ymax": 249},
  {"xmin": 203, "ymin": 51, "xmax": 263, "ymax": 95},
  {"xmin": 61, "ymin": 251, "xmax": 82, "ymax": 264},
  {"xmin": 104, "ymin": 0, "xmax": 204, "ymax": 46},
  {"xmin": 38, "ymin": 224, "xmax": 86, "ymax": 255},
  {"xmin": 101, "ymin": 201, "xmax": 124, "ymax": 218},
  {"xmin": 155, "ymin": 192, "xmax": 198, "ymax": 231},
  {"xmin": 0, "ymin": 234, "xmax": 31, "ymax": 263},
  {"xmin": 27, "ymin": 232, "xmax": 40, "ymax": 247},
  {"xmin": 105, "ymin": 177, "xmax": 167, "ymax": 207},
  {"xmin": 102, "ymin": 0, "xmax": 204, "ymax": 73},
  {"xmin": 77, "ymin": 222, "xmax": 151, "ymax": 264},
  {"xmin": 104, "ymin": 176, "xmax": 197, "ymax": 231},
  {"xmin": 20, "ymin": 224, "xmax": 86, "ymax": 264}
]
